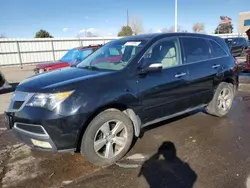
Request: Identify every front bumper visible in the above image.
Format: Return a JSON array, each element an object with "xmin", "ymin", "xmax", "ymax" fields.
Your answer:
[
  {"xmin": 4, "ymin": 107, "xmax": 88, "ymax": 152},
  {"xmin": 0, "ymin": 82, "xmax": 12, "ymax": 91},
  {"xmin": 12, "ymin": 122, "xmax": 58, "ymax": 152},
  {"xmin": 34, "ymin": 68, "xmax": 44, "ymax": 74}
]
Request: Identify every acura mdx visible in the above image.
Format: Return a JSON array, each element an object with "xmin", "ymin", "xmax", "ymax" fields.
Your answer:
[{"xmin": 5, "ymin": 33, "xmax": 239, "ymax": 166}]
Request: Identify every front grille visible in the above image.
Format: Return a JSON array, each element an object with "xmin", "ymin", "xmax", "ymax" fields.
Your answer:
[
  {"xmin": 13, "ymin": 101, "xmax": 24, "ymax": 109},
  {"xmin": 15, "ymin": 123, "xmax": 46, "ymax": 135}
]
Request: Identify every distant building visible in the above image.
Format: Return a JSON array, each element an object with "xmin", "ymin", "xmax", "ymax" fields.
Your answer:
[{"xmin": 238, "ymin": 12, "xmax": 250, "ymax": 39}]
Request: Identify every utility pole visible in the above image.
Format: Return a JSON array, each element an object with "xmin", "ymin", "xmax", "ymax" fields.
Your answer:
[
  {"xmin": 127, "ymin": 8, "xmax": 129, "ymax": 26},
  {"xmin": 174, "ymin": 0, "xmax": 178, "ymax": 32}
]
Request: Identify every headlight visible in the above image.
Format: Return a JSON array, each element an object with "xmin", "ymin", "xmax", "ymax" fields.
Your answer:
[
  {"xmin": 39, "ymin": 69, "xmax": 45, "ymax": 73},
  {"xmin": 26, "ymin": 91, "xmax": 73, "ymax": 110}
]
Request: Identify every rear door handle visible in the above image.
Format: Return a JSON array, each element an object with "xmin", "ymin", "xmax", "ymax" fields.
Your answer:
[
  {"xmin": 212, "ymin": 64, "xmax": 221, "ymax": 69},
  {"xmin": 175, "ymin": 72, "xmax": 186, "ymax": 78}
]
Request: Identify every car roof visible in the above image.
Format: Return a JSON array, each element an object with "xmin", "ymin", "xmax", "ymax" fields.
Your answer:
[
  {"xmin": 119, "ymin": 32, "xmax": 221, "ymax": 41},
  {"xmin": 225, "ymin": 37, "xmax": 246, "ymax": 40},
  {"xmin": 74, "ymin": 44, "xmax": 103, "ymax": 50}
]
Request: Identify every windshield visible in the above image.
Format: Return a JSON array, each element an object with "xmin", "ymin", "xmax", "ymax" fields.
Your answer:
[
  {"xmin": 60, "ymin": 49, "xmax": 79, "ymax": 63},
  {"xmin": 77, "ymin": 39, "xmax": 148, "ymax": 71},
  {"xmin": 59, "ymin": 48, "xmax": 94, "ymax": 64}
]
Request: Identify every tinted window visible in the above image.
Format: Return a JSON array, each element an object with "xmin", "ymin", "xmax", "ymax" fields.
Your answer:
[
  {"xmin": 181, "ymin": 37, "xmax": 210, "ymax": 64},
  {"xmin": 60, "ymin": 49, "xmax": 79, "ymax": 62},
  {"xmin": 244, "ymin": 19, "xmax": 250, "ymax": 26},
  {"xmin": 209, "ymin": 40, "xmax": 227, "ymax": 58},
  {"xmin": 143, "ymin": 38, "xmax": 179, "ymax": 69},
  {"xmin": 77, "ymin": 49, "xmax": 93, "ymax": 61}
]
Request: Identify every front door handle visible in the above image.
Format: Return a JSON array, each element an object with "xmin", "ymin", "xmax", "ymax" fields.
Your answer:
[
  {"xmin": 212, "ymin": 64, "xmax": 221, "ymax": 69},
  {"xmin": 175, "ymin": 72, "xmax": 186, "ymax": 78}
]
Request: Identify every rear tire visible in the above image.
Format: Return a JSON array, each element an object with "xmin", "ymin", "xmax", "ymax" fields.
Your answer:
[
  {"xmin": 206, "ymin": 82, "xmax": 234, "ymax": 117},
  {"xmin": 81, "ymin": 109, "xmax": 134, "ymax": 166}
]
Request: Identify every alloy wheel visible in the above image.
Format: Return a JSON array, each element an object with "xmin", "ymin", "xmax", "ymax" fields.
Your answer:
[
  {"xmin": 217, "ymin": 88, "xmax": 232, "ymax": 112},
  {"xmin": 94, "ymin": 120, "xmax": 128, "ymax": 159}
]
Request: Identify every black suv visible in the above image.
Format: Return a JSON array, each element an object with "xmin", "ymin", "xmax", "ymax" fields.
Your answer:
[
  {"xmin": 5, "ymin": 33, "xmax": 239, "ymax": 166},
  {"xmin": 225, "ymin": 37, "xmax": 248, "ymax": 57}
]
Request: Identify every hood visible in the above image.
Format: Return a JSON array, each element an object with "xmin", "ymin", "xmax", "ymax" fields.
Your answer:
[
  {"xmin": 36, "ymin": 61, "xmax": 68, "ymax": 69},
  {"xmin": 17, "ymin": 67, "xmax": 111, "ymax": 93}
]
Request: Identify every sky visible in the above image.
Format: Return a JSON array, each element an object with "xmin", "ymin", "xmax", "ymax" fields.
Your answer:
[{"xmin": 0, "ymin": 0, "xmax": 249, "ymax": 38}]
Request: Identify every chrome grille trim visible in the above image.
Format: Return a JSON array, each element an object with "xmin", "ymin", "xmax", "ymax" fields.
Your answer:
[
  {"xmin": 8, "ymin": 91, "xmax": 34, "ymax": 112},
  {"xmin": 13, "ymin": 123, "xmax": 49, "ymax": 137}
]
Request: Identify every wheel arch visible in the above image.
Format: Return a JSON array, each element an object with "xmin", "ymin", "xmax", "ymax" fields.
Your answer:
[
  {"xmin": 222, "ymin": 76, "xmax": 238, "ymax": 94},
  {"xmin": 75, "ymin": 103, "xmax": 142, "ymax": 152},
  {"xmin": 214, "ymin": 74, "xmax": 237, "ymax": 93}
]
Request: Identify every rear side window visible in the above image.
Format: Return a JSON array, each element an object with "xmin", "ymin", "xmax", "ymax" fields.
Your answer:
[
  {"xmin": 180, "ymin": 37, "xmax": 210, "ymax": 64},
  {"xmin": 209, "ymin": 40, "xmax": 227, "ymax": 58}
]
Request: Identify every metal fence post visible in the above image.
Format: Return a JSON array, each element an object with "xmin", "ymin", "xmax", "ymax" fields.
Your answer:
[
  {"xmin": 80, "ymin": 39, "xmax": 83, "ymax": 47},
  {"xmin": 16, "ymin": 41, "xmax": 23, "ymax": 68},
  {"xmin": 51, "ymin": 40, "xmax": 55, "ymax": 61}
]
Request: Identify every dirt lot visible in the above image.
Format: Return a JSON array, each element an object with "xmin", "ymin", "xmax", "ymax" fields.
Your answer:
[{"xmin": 1, "ymin": 61, "xmax": 250, "ymax": 188}]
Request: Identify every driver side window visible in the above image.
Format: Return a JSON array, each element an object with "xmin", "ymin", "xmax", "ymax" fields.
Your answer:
[{"xmin": 143, "ymin": 38, "xmax": 180, "ymax": 69}]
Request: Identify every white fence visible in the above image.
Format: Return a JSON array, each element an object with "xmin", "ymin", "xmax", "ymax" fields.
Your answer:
[
  {"xmin": 0, "ymin": 37, "xmax": 118, "ymax": 66},
  {"xmin": 211, "ymin": 33, "xmax": 247, "ymax": 38},
  {"xmin": 0, "ymin": 33, "xmax": 248, "ymax": 67}
]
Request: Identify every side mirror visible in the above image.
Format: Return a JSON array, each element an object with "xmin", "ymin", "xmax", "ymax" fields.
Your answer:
[
  {"xmin": 138, "ymin": 63, "xmax": 162, "ymax": 75},
  {"xmin": 146, "ymin": 63, "xmax": 163, "ymax": 72}
]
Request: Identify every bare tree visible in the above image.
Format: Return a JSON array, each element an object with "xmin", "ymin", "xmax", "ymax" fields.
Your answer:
[
  {"xmin": 77, "ymin": 28, "xmax": 99, "ymax": 37},
  {"xmin": 85, "ymin": 31, "xmax": 98, "ymax": 37},
  {"xmin": 0, "ymin": 34, "xmax": 6, "ymax": 38},
  {"xmin": 168, "ymin": 26, "xmax": 175, "ymax": 32},
  {"xmin": 192, "ymin": 23, "xmax": 205, "ymax": 33},
  {"xmin": 159, "ymin": 25, "xmax": 185, "ymax": 33},
  {"xmin": 147, "ymin": 28, "xmax": 153, "ymax": 34},
  {"xmin": 130, "ymin": 16, "xmax": 144, "ymax": 35},
  {"xmin": 158, "ymin": 28, "xmax": 169, "ymax": 33}
]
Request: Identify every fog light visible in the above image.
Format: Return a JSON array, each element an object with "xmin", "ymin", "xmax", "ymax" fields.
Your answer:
[{"xmin": 31, "ymin": 139, "xmax": 52, "ymax": 149}]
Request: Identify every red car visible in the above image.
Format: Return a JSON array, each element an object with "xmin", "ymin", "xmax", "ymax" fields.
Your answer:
[
  {"xmin": 34, "ymin": 45, "xmax": 102, "ymax": 73},
  {"xmin": 90, "ymin": 47, "xmax": 123, "ymax": 65}
]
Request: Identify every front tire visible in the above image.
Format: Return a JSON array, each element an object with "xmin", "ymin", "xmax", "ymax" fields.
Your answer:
[
  {"xmin": 206, "ymin": 82, "xmax": 234, "ymax": 117},
  {"xmin": 81, "ymin": 109, "xmax": 134, "ymax": 166}
]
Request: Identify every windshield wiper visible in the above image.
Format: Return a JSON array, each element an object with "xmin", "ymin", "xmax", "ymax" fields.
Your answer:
[{"xmin": 78, "ymin": 65, "xmax": 100, "ymax": 70}]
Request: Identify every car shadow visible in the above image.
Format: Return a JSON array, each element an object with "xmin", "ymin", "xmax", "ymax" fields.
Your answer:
[
  {"xmin": 0, "ymin": 82, "xmax": 19, "ymax": 94},
  {"xmin": 138, "ymin": 141, "xmax": 197, "ymax": 188}
]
